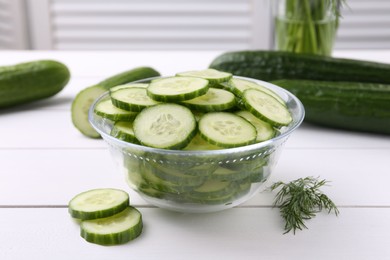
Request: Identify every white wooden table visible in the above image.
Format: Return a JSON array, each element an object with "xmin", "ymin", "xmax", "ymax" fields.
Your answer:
[{"xmin": 1, "ymin": 50, "xmax": 390, "ymax": 260}]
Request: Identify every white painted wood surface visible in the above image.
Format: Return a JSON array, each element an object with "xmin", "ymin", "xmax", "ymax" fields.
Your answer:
[{"xmin": 0, "ymin": 50, "xmax": 390, "ymax": 260}]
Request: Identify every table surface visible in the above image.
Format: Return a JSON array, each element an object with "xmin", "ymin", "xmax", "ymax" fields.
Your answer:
[{"xmin": 1, "ymin": 50, "xmax": 389, "ymax": 260}]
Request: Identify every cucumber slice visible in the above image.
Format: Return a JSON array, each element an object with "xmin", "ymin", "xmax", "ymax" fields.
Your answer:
[
  {"xmin": 235, "ymin": 110, "xmax": 276, "ymax": 142},
  {"xmin": 109, "ymin": 83, "xmax": 148, "ymax": 93},
  {"xmin": 111, "ymin": 87, "xmax": 160, "ymax": 112},
  {"xmin": 147, "ymin": 76, "xmax": 209, "ymax": 102},
  {"xmin": 229, "ymin": 78, "xmax": 286, "ymax": 105},
  {"xmin": 243, "ymin": 89, "xmax": 292, "ymax": 127},
  {"xmin": 181, "ymin": 88, "xmax": 236, "ymax": 112},
  {"xmin": 176, "ymin": 69, "xmax": 232, "ymax": 84},
  {"xmin": 80, "ymin": 206, "xmax": 143, "ymax": 245},
  {"xmin": 190, "ymin": 179, "xmax": 236, "ymax": 199},
  {"xmin": 184, "ymin": 134, "xmax": 221, "ymax": 151},
  {"xmin": 94, "ymin": 99, "xmax": 138, "ymax": 121},
  {"xmin": 110, "ymin": 121, "xmax": 139, "ymax": 143},
  {"xmin": 68, "ymin": 188, "xmax": 129, "ymax": 220},
  {"xmin": 71, "ymin": 85, "xmax": 106, "ymax": 138},
  {"xmin": 198, "ymin": 112, "xmax": 257, "ymax": 148},
  {"xmin": 133, "ymin": 103, "xmax": 197, "ymax": 149}
]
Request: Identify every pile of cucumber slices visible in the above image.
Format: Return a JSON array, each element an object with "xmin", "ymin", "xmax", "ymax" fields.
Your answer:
[
  {"xmin": 69, "ymin": 188, "xmax": 142, "ymax": 246},
  {"xmin": 94, "ymin": 68, "xmax": 292, "ymax": 150}
]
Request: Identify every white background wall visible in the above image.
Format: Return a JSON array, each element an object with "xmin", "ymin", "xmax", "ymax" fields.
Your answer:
[{"xmin": 1, "ymin": 0, "xmax": 389, "ymax": 50}]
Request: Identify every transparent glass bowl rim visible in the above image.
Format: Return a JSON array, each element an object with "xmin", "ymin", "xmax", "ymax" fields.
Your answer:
[{"xmin": 88, "ymin": 76, "xmax": 305, "ymax": 157}]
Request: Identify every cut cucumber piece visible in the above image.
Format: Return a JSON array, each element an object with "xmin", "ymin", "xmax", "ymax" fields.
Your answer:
[
  {"xmin": 198, "ymin": 112, "xmax": 257, "ymax": 148},
  {"xmin": 133, "ymin": 103, "xmax": 197, "ymax": 149},
  {"xmin": 110, "ymin": 83, "xmax": 148, "ymax": 93},
  {"xmin": 181, "ymin": 88, "xmax": 236, "ymax": 112},
  {"xmin": 235, "ymin": 110, "xmax": 276, "ymax": 142},
  {"xmin": 147, "ymin": 76, "xmax": 209, "ymax": 102},
  {"xmin": 229, "ymin": 78, "xmax": 286, "ymax": 105},
  {"xmin": 68, "ymin": 188, "xmax": 129, "ymax": 220},
  {"xmin": 94, "ymin": 99, "xmax": 138, "ymax": 121},
  {"xmin": 111, "ymin": 87, "xmax": 160, "ymax": 112},
  {"xmin": 110, "ymin": 121, "xmax": 139, "ymax": 143},
  {"xmin": 176, "ymin": 69, "xmax": 232, "ymax": 84},
  {"xmin": 71, "ymin": 85, "xmax": 106, "ymax": 138},
  {"xmin": 184, "ymin": 134, "xmax": 221, "ymax": 151},
  {"xmin": 80, "ymin": 206, "xmax": 143, "ymax": 246},
  {"xmin": 242, "ymin": 88, "xmax": 292, "ymax": 127}
]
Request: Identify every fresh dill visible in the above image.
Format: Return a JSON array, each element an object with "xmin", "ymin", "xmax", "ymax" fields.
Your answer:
[{"xmin": 270, "ymin": 176, "xmax": 339, "ymax": 234}]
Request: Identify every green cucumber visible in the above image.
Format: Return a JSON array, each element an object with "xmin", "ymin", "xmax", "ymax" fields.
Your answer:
[
  {"xmin": 209, "ymin": 50, "xmax": 390, "ymax": 83},
  {"xmin": 110, "ymin": 83, "xmax": 148, "ymax": 93},
  {"xmin": 68, "ymin": 188, "xmax": 129, "ymax": 220},
  {"xmin": 272, "ymin": 79, "xmax": 390, "ymax": 135},
  {"xmin": 181, "ymin": 87, "xmax": 236, "ymax": 112},
  {"xmin": 198, "ymin": 112, "xmax": 257, "ymax": 148},
  {"xmin": 242, "ymin": 89, "xmax": 292, "ymax": 127},
  {"xmin": 0, "ymin": 60, "xmax": 70, "ymax": 108},
  {"xmin": 111, "ymin": 87, "xmax": 160, "ymax": 112},
  {"xmin": 94, "ymin": 99, "xmax": 138, "ymax": 121},
  {"xmin": 71, "ymin": 67, "xmax": 160, "ymax": 138},
  {"xmin": 235, "ymin": 110, "xmax": 276, "ymax": 142},
  {"xmin": 147, "ymin": 76, "xmax": 209, "ymax": 102},
  {"xmin": 176, "ymin": 68, "xmax": 232, "ymax": 84},
  {"xmin": 133, "ymin": 103, "xmax": 197, "ymax": 149},
  {"xmin": 80, "ymin": 206, "xmax": 143, "ymax": 245},
  {"xmin": 110, "ymin": 121, "xmax": 139, "ymax": 143}
]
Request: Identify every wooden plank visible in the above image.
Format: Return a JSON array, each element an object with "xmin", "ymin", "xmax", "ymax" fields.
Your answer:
[
  {"xmin": 1, "ymin": 148, "xmax": 389, "ymax": 207},
  {"xmin": 0, "ymin": 207, "xmax": 389, "ymax": 260}
]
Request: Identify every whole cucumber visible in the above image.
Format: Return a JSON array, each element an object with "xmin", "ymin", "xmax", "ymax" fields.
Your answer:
[
  {"xmin": 0, "ymin": 60, "xmax": 70, "ymax": 108},
  {"xmin": 209, "ymin": 51, "xmax": 390, "ymax": 83},
  {"xmin": 272, "ymin": 79, "xmax": 390, "ymax": 135}
]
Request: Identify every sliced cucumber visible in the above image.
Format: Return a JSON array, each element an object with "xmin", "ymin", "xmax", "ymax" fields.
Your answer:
[
  {"xmin": 94, "ymin": 99, "xmax": 138, "ymax": 121},
  {"xmin": 176, "ymin": 69, "xmax": 232, "ymax": 84},
  {"xmin": 111, "ymin": 87, "xmax": 160, "ymax": 112},
  {"xmin": 71, "ymin": 85, "xmax": 106, "ymax": 138},
  {"xmin": 229, "ymin": 78, "xmax": 286, "ymax": 105},
  {"xmin": 184, "ymin": 134, "xmax": 221, "ymax": 151},
  {"xmin": 80, "ymin": 206, "xmax": 143, "ymax": 245},
  {"xmin": 181, "ymin": 88, "xmax": 236, "ymax": 112},
  {"xmin": 133, "ymin": 103, "xmax": 197, "ymax": 149},
  {"xmin": 147, "ymin": 76, "xmax": 209, "ymax": 102},
  {"xmin": 235, "ymin": 110, "xmax": 276, "ymax": 142},
  {"xmin": 68, "ymin": 188, "xmax": 129, "ymax": 220},
  {"xmin": 110, "ymin": 83, "xmax": 148, "ymax": 93},
  {"xmin": 190, "ymin": 179, "xmax": 236, "ymax": 199},
  {"xmin": 243, "ymin": 89, "xmax": 292, "ymax": 127},
  {"xmin": 110, "ymin": 121, "xmax": 139, "ymax": 143},
  {"xmin": 198, "ymin": 112, "xmax": 257, "ymax": 148}
]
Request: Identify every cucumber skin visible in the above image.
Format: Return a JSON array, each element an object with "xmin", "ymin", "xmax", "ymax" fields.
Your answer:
[
  {"xmin": 272, "ymin": 79, "xmax": 390, "ymax": 135},
  {"xmin": 0, "ymin": 60, "xmax": 70, "ymax": 108},
  {"xmin": 209, "ymin": 51, "xmax": 390, "ymax": 83},
  {"xmin": 71, "ymin": 67, "xmax": 160, "ymax": 138}
]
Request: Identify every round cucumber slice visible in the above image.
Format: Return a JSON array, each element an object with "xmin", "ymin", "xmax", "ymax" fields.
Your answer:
[
  {"xmin": 176, "ymin": 69, "xmax": 232, "ymax": 84},
  {"xmin": 242, "ymin": 89, "xmax": 292, "ymax": 127},
  {"xmin": 94, "ymin": 99, "xmax": 138, "ymax": 121},
  {"xmin": 80, "ymin": 206, "xmax": 143, "ymax": 245},
  {"xmin": 110, "ymin": 121, "xmax": 139, "ymax": 143},
  {"xmin": 68, "ymin": 188, "xmax": 129, "ymax": 220},
  {"xmin": 198, "ymin": 112, "xmax": 257, "ymax": 148},
  {"xmin": 147, "ymin": 76, "xmax": 209, "ymax": 102},
  {"xmin": 133, "ymin": 103, "xmax": 197, "ymax": 149},
  {"xmin": 111, "ymin": 87, "xmax": 160, "ymax": 112},
  {"xmin": 109, "ymin": 83, "xmax": 148, "ymax": 93},
  {"xmin": 181, "ymin": 88, "xmax": 236, "ymax": 112},
  {"xmin": 235, "ymin": 110, "xmax": 276, "ymax": 142}
]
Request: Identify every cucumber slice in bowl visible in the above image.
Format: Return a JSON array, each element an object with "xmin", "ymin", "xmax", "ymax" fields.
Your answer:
[
  {"xmin": 198, "ymin": 112, "xmax": 257, "ymax": 148},
  {"xmin": 147, "ymin": 76, "xmax": 209, "ymax": 102},
  {"xmin": 176, "ymin": 68, "xmax": 232, "ymax": 84},
  {"xmin": 133, "ymin": 103, "xmax": 197, "ymax": 149},
  {"xmin": 68, "ymin": 188, "xmax": 129, "ymax": 220},
  {"xmin": 81, "ymin": 206, "xmax": 143, "ymax": 246},
  {"xmin": 111, "ymin": 87, "xmax": 160, "ymax": 112},
  {"xmin": 94, "ymin": 99, "xmax": 138, "ymax": 121},
  {"xmin": 181, "ymin": 88, "xmax": 236, "ymax": 112},
  {"xmin": 242, "ymin": 88, "xmax": 292, "ymax": 127}
]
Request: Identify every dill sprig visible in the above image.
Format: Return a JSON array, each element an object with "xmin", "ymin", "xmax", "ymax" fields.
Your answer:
[{"xmin": 270, "ymin": 176, "xmax": 339, "ymax": 234}]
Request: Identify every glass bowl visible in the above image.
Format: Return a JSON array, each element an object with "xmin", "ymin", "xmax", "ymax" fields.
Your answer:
[{"xmin": 89, "ymin": 76, "xmax": 305, "ymax": 213}]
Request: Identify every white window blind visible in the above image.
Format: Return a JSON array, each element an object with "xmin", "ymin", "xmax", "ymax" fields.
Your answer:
[
  {"xmin": 0, "ymin": 0, "xmax": 29, "ymax": 49},
  {"xmin": 335, "ymin": 0, "xmax": 390, "ymax": 49},
  {"xmin": 27, "ymin": 0, "xmax": 272, "ymax": 50}
]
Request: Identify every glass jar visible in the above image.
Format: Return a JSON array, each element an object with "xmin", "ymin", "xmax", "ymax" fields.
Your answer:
[{"xmin": 274, "ymin": 0, "xmax": 339, "ymax": 56}]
